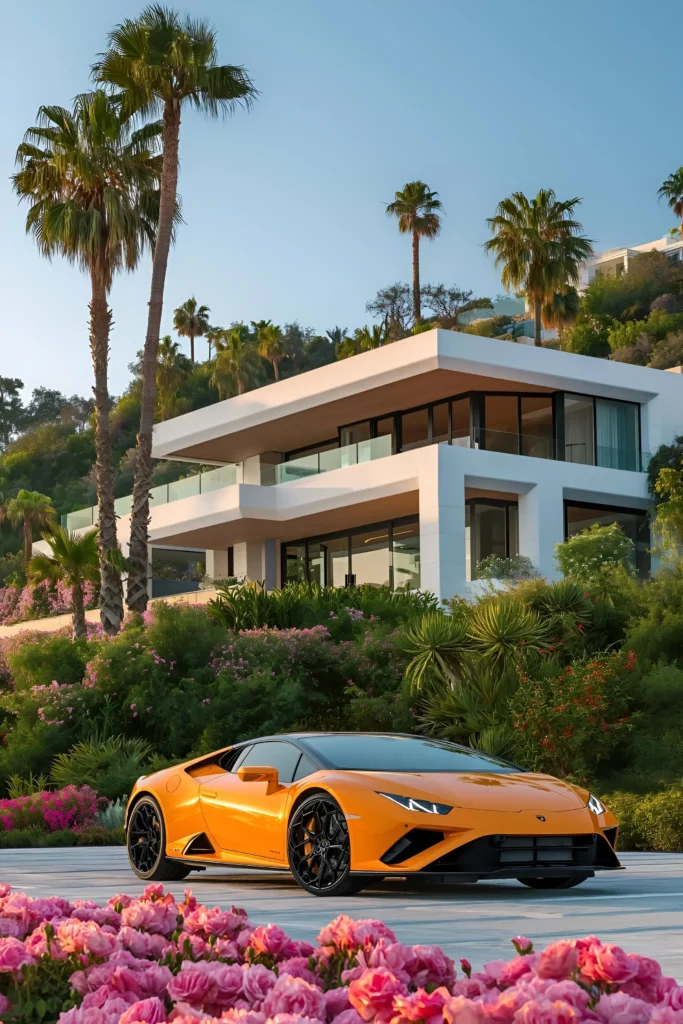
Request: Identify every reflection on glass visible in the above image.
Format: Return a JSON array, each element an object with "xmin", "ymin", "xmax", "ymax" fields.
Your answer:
[
  {"xmin": 393, "ymin": 522, "xmax": 420, "ymax": 589},
  {"xmin": 168, "ymin": 476, "xmax": 201, "ymax": 501},
  {"xmin": 401, "ymin": 408, "xmax": 429, "ymax": 451},
  {"xmin": 432, "ymin": 402, "xmax": 449, "ymax": 444},
  {"xmin": 521, "ymin": 397, "xmax": 553, "ymax": 458},
  {"xmin": 484, "ymin": 396, "xmax": 518, "ymax": 454},
  {"xmin": 340, "ymin": 422, "xmax": 371, "ymax": 447},
  {"xmin": 375, "ymin": 416, "xmax": 395, "ymax": 452},
  {"xmin": 307, "ymin": 542, "xmax": 324, "ymax": 585},
  {"xmin": 324, "ymin": 536, "xmax": 349, "ymax": 587},
  {"xmin": 596, "ymin": 399, "xmax": 639, "ymax": 471},
  {"xmin": 452, "ymin": 397, "xmax": 470, "ymax": 447},
  {"xmin": 565, "ymin": 503, "xmax": 650, "ymax": 576},
  {"xmin": 508, "ymin": 505, "xmax": 519, "ymax": 556},
  {"xmin": 284, "ymin": 544, "xmax": 306, "ymax": 582},
  {"xmin": 351, "ymin": 527, "xmax": 390, "ymax": 587},
  {"xmin": 564, "ymin": 394, "xmax": 594, "ymax": 465}
]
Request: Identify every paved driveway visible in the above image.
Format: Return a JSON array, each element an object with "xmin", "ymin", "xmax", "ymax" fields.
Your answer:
[{"xmin": 2, "ymin": 848, "xmax": 683, "ymax": 976}]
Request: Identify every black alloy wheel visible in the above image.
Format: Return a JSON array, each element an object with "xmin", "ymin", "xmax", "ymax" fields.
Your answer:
[
  {"xmin": 127, "ymin": 796, "xmax": 190, "ymax": 881},
  {"xmin": 518, "ymin": 875, "xmax": 587, "ymax": 889},
  {"xmin": 288, "ymin": 794, "xmax": 365, "ymax": 896}
]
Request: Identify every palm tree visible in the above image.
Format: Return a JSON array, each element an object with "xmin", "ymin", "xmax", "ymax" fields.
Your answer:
[
  {"xmin": 658, "ymin": 169, "xmax": 683, "ymax": 241},
  {"xmin": 326, "ymin": 326, "xmax": 347, "ymax": 347},
  {"xmin": 1, "ymin": 490, "xmax": 56, "ymax": 573},
  {"xmin": 173, "ymin": 296, "xmax": 210, "ymax": 364},
  {"xmin": 13, "ymin": 90, "xmax": 162, "ymax": 633},
  {"xmin": 386, "ymin": 182, "xmax": 442, "ymax": 325},
  {"xmin": 255, "ymin": 322, "xmax": 286, "ymax": 381},
  {"xmin": 542, "ymin": 287, "xmax": 580, "ymax": 342},
  {"xmin": 157, "ymin": 335, "xmax": 188, "ymax": 420},
  {"xmin": 211, "ymin": 325, "xmax": 257, "ymax": 398},
  {"xmin": 205, "ymin": 325, "xmax": 223, "ymax": 362},
  {"xmin": 93, "ymin": 4, "xmax": 257, "ymax": 613},
  {"xmin": 484, "ymin": 190, "xmax": 593, "ymax": 347},
  {"xmin": 29, "ymin": 527, "xmax": 99, "ymax": 639}
]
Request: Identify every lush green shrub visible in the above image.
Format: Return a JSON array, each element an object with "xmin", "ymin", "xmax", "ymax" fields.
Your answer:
[
  {"xmin": 555, "ymin": 523, "xmax": 635, "ymax": 583},
  {"xmin": 0, "ymin": 824, "xmax": 124, "ymax": 848},
  {"xmin": 607, "ymin": 309, "xmax": 683, "ymax": 352},
  {"xmin": 50, "ymin": 735, "xmax": 153, "ymax": 799},
  {"xmin": 475, "ymin": 554, "xmax": 537, "ymax": 580},
  {"xmin": 564, "ymin": 316, "xmax": 611, "ymax": 357},
  {"xmin": 604, "ymin": 789, "xmax": 683, "ymax": 851},
  {"xmin": 509, "ymin": 650, "xmax": 637, "ymax": 781}
]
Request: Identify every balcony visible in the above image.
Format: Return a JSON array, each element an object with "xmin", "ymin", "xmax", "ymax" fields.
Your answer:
[{"xmin": 61, "ymin": 423, "xmax": 649, "ymax": 532}]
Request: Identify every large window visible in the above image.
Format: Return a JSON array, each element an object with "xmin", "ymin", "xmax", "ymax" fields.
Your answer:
[
  {"xmin": 596, "ymin": 399, "xmax": 639, "ymax": 471},
  {"xmin": 283, "ymin": 517, "xmax": 419, "ymax": 589},
  {"xmin": 465, "ymin": 500, "xmax": 519, "ymax": 580},
  {"xmin": 484, "ymin": 396, "xmax": 519, "ymax": 454},
  {"xmin": 400, "ymin": 408, "xmax": 430, "ymax": 450},
  {"xmin": 565, "ymin": 502, "xmax": 650, "ymax": 576},
  {"xmin": 521, "ymin": 396, "xmax": 554, "ymax": 458}
]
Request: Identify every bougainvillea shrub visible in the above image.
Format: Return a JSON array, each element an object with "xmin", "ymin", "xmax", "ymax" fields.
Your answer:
[
  {"xmin": 0, "ymin": 785, "xmax": 100, "ymax": 832},
  {"xmin": 0, "ymin": 885, "xmax": 681, "ymax": 1024}
]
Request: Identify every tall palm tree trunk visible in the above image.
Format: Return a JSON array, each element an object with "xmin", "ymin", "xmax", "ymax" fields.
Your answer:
[
  {"xmin": 23, "ymin": 519, "xmax": 32, "ymax": 575},
  {"xmin": 71, "ymin": 582, "xmax": 86, "ymax": 640},
  {"xmin": 127, "ymin": 101, "xmax": 181, "ymax": 612},
  {"xmin": 89, "ymin": 270, "xmax": 123, "ymax": 634},
  {"xmin": 534, "ymin": 297, "xmax": 542, "ymax": 347},
  {"xmin": 272, "ymin": 357, "xmax": 280, "ymax": 381},
  {"xmin": 190, "ymin": 331, "xmax": 195, "ymax": 365},
  {"xmin": 412, "ymin": 231, "xmax": 421, "ymax": 325}
]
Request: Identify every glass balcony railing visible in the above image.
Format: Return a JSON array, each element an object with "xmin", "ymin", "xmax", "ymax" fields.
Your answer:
[
  {"xmin": 61, "ymin": 464, "xmax": 238, "ymax": 530},
  {"xmin": 273, "ymin": 434, "xmax": 393, "ymax": 484},
  {"xmin": 61, "ymin": 423, "xmax": 651, "ymax": 530}
]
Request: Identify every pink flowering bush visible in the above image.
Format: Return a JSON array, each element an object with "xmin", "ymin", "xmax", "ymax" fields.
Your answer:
[
  {"xmin": 0, "ymin": 580, "xmax": 97, "ymax": 626},
  {"xmin": 0, "ymin": 785, "xmax": 101, "ymax": 832},
  {"xmin": 0, "ymin": 886, "xmax": 680, "ymax": 1024}
]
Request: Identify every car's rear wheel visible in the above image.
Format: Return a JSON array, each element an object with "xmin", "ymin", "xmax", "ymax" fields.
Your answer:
[
  {"xmin": 288, "ymin": 793, "xmax": 365, "ymax": 896},
  {"xmin": 517, "ymin": 875, "xmax": 587, "ymax": 889},
  {"xmin": 127, "ymin": 796, "xmax": 190, "ymax": 881}
]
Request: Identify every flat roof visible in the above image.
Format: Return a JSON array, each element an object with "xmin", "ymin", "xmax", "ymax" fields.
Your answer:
[{"xmin": 152, "ymin": 329, "xmax": 665, "ymax": 465}]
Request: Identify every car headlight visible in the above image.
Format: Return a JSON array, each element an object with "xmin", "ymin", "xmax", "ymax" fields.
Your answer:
[
  {"xmin": 377, "ymin": 792, "xmax": 453, "ymax": 815},
  {"xmin": 587, "ymin": 794, "xmax": 605, "ymax": 815}
]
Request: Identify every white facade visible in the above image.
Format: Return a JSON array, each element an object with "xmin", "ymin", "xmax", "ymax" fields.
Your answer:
[
  {"xmin": 63, "ymin": 330, "xmax": 683, "ymax": 603},
  {"xmin": 580, "ymin": 232, "xmax": 683, "ymax": 290}
]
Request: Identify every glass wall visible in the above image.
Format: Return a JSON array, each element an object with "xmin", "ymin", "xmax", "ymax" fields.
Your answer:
[
  {"xmin": 465, "ymin": 500, "xmax": 519, "ymax": 580},
  {"xmin": 432, "ymin": 402, "xmax": 449, "ymax": 444},
  {"xmin": 282, "ymin": 517, "xmax": 419, "ymax": 589},
  {"xmin": 565, "ymin": 502, "xmax": 650, "ymax": 576},
  {"xmin": 451, "ymin": 397, "xmax": 470, "ymax": 446},
  {"xmin": 596, "ymin": 399, "xmax": 639, "ymax": 471},
  {"xmin": 521, "ymin": 396, "xmax": 554, "ymax": 458},
  {"xmin": 400, "ymin": 408, "xmax": 430, "ymax": 450},
  {"xmin": 484, "ymin": 396, "xmax": 519, "ymax": 454},
  {"xmin": 564, "ymin": 393, "xmax": 595, "ymax": 464}
]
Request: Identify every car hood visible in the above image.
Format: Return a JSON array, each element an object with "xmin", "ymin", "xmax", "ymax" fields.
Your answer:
[{"xmin": 353, "ymin": 771, "xmax": 586, "ymax": 813}]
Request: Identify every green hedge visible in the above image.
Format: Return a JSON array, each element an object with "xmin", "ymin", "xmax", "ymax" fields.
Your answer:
[
  {"xmin": 603, "ymin": 789, "xmax": 683, "ymax": 851},
  {"xmin": 0, "ymin": 825, "xmax": 124, "ymax": 848}
]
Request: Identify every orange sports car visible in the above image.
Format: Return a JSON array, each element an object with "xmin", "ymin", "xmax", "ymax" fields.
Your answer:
[{"xmin": 125, "ymin": 732, "xmax": 621, "ymax": 897}]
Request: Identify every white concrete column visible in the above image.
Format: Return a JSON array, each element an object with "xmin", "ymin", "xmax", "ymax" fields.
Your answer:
[
  {"xmin": 206, "ymin": 549, "xmax": 229, "ymax": 580},
  {"xmin": 233, "ymin": 541, "xmax": 265, "ymax": 582},
  {"xmin": 517, "ymin": 481, "xmax": 565, "ymax": 580},
  {"xmin": 418, "ymin": 446, "xmax": 467, "ymax": 603}
]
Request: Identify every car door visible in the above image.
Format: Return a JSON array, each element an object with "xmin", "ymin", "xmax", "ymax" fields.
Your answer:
[{"xmin": 199, "ymin": 740, "xmax": 302, "ymax": 863}]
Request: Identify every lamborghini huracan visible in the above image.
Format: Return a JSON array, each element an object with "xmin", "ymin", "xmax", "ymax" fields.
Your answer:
[{"xmin": 125, "ymin": 732, "xmax": 621, "ymax": 896}]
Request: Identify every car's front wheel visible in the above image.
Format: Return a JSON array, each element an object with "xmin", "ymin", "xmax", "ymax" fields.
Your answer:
[
  {"xmin": 127, "ymin": 795, "xmax": 190, "ymax": 881},
  {"xmin": 517, "ymin": 875, "xmax": 587, "ymax": 890},
  {"xmin": 288, "ymin": 793, "xmax": 365, "ymax": 896}
]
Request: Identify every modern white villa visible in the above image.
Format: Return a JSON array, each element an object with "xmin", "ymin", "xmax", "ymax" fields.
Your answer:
[
  {"xmin": 62, "ymin": 330, "xmax": 683, "ymax": 603},
  {"xmin": 579, "ymin": 232, "xmax": 683, "ymax": 289}
]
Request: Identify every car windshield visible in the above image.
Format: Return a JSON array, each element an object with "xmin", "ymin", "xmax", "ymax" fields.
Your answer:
[{"xmin": 302, "ymin": 735, "xmax": 519, "ymax": 773}]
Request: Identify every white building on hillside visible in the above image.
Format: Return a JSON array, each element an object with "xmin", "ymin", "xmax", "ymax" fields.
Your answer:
[
  {"xmin": 60, "ymin": 330, "xmax": 683, "ymax": 603},
  {"xmin": 580, "ymin": 232, "xmax": 683, "ymax": 290}
]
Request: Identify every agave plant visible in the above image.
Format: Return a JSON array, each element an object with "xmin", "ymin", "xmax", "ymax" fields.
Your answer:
[
  {"xmin": 51, "ymin": 733, "xmax": 153, "ymax": 800},
  {"xmin": 402, "ymin": 612, "xmax": 472, "ymax": 692},
  {"xmin": 468, "ymin": 598, "xmax": 550, "ymax": 672}
]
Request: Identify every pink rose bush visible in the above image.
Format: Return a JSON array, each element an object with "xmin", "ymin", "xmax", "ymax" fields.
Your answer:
[
  {"xmin": 0, "ymin": 886, "xmax": 680, "ymax": 1024},
  {"xmin": 0, "ymin": 784, "xmax": 101, "ymax": 832}
]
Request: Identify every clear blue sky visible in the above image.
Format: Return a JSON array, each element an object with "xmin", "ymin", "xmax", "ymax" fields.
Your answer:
[{"xmin": 2, "ymin": 0, "xmax": 681, "ymax": 398}]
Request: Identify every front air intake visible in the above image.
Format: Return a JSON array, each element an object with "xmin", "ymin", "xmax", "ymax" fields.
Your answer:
[
  {"xmin": 381, "ymin": 829, "xmax": 444, "ymax": 865},
  {"xmin": 184, "ymin": 833, "xmax": 215, "ymax": 855}
]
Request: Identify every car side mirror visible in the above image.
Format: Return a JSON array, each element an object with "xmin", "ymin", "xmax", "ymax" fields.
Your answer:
[{"xmin": 237, "ymin": 765, "xmax": 280, "ymax": 789}]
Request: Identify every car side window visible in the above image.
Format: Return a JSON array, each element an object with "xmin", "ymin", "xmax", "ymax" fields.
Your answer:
[
  {"xmin": 293, "ymin": 753, "xmax": 318, "ymax": 782},
  {"xmin": 230, "ymin": 745, "xmax": 253, "ymax": 772},
  {"xmin": 239, "ymin": 741, "xmax": 301, "ymax": 784}
]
